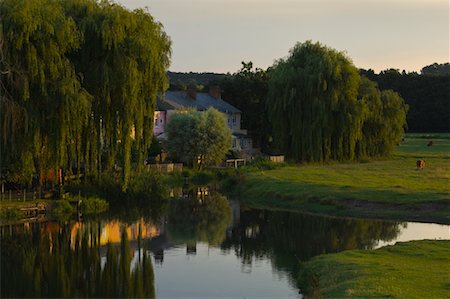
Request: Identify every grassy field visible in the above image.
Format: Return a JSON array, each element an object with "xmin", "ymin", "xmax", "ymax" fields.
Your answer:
[
  {"xmin": 237, "ymin": 134, "xmax": 450, "ymax": 223},
  {"xmin": 298, "ymin": 240, "xmax": 450, "ymax": 298}
]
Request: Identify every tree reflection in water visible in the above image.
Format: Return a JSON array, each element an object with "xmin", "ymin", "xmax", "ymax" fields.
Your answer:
[
  {"xmin": 1, "ymin": 222, "xmax": 155, "ymax": 298},
  {"xmin": 165, "ymin": 190, "xmax": 232, "ymax": 245},
  {"xmin": 221, "ymin": 208, "xmax": 402, "ymax": 285}
]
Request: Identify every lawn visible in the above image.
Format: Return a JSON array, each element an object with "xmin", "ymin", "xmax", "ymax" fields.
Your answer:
[
  {"xmin": 237, "ymin": 134, "xmax": 450, "ymax": 223},
  {"xmin": 298, "ymin": 240, "xmax": 450, "ymax": 298}
]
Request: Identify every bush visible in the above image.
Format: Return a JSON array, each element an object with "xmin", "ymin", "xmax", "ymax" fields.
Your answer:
[
  {"xmin": 80, "ymin": 197, "xmax": 109, "ymax": 214},
  {"xmin": 51, "ymin": 200, "xmax": 75, "ymax": 220},
  {"xmin": 247, "ymin": 157, "xmax": 278, "ymax": 170},
  {"xmin": 128, "ymin": 171, "xmax": 168, "ymax": 202},
  {"xmin": 66, "ymin": 172, "xmax": 124, "ymax": 202}
]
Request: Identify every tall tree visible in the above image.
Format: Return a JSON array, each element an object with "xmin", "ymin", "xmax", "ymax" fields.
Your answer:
[
  {"xmin": 267, "ymin": 41, "xmax": 407, "ymax": 162},
  {"xmin": 357, "ymin": 77, "xmax": 408, "ymax": 157},
  {"xmin": 63, "ymin": 0, "xmax": 171, "ymax": 189},
  {"xmin": 267, "ymin": 41, "xmax": 363, "ymax": 162},
  {"xmin": 0, "ymin": 0, "xmax": 91, "ymax": 186},
  {"xmin": 1, "ymin": 0, "xmax": 171, "ymax": 189},
  {"xmin": 220, "ymin": 62, "xmax": 271, "ymax": 151}
]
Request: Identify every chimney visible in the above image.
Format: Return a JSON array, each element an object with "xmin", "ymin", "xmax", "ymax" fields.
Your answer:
[
  {"xmin": 186, "ymin": 84, "xmax": 197, "ymax": 100},
  {"xmin": 208, "ymin": 85, "xmax": 221, "ymax": 99}
]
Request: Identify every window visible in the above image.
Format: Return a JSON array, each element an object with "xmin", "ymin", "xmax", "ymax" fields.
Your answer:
[
  {"xmin": 154, "ymin": 118, "xmax": 159, "ymax": 127},
  {"xmin": 232, "ymin": 114, "xmax": 237, "ymax": 125}
]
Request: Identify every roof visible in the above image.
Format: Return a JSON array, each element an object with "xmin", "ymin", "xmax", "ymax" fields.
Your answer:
[
  {"xmin": 156, "ymin": 97, "xmax": 176, "ymax": 111},
  {"xmin": 158, "ymin": 91, "xmax": 241, "ymax": 113}
]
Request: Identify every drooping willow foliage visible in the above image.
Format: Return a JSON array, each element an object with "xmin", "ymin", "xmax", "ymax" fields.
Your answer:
[
  {"xmin": 0, "ymin": 0, "xmax": 171, "ymax": 188},
  {"xmin": 267, "ymin": 41, "xmax": 408, "ymax": 162}
]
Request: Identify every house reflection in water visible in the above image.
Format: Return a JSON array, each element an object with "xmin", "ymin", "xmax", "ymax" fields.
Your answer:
[{"xmin": 69, "ymin": 218, "xmax": 161, "ymax": 247}]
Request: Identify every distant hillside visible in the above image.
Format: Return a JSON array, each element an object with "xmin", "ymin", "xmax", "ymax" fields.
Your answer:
[{"xmin": 168, "ymin": 71, "xmax": 226, "ymax": 87}]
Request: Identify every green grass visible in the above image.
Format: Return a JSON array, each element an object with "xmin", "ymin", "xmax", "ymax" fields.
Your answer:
[
  {"xmin": 299, "ymin": 240, "xmax": 450, "ymax": 298},
  {"xmin": 237, "ymin": 134, "xmax": 450, "ymax": 223}
]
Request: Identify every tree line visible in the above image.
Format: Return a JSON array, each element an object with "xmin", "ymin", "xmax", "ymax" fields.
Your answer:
[
  {"xmin": 1, "ymin": 0, "xmax": 171, "ymax": 189},
  {"xmin": 360, "ymin": 65, "xmax": 449, "ymax": 132}
]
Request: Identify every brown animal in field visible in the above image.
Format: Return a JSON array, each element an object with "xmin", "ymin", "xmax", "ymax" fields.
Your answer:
[
  {"xmin": 416, "ymin": 160, "xmax": 425, "ymax": 170},
  {"xmin": 427, "ymin": 141, "xmax": 433, "ymax": 146}
]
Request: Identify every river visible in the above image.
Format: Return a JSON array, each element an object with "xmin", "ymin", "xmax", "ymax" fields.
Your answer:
[{"xmin": 1, "ymin": 189, "xmax": 448, "ymax": 298}]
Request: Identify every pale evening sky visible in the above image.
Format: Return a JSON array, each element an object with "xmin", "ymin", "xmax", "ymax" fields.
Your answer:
[{"xmin": 118, "ymin": 0, "xmax": 449, "ymax": 74}]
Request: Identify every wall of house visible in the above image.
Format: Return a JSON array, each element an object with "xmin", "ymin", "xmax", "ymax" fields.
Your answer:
[
  {"xmin": 232, "ymin": 136, "xmax": 253, "ymax": 151},
  {"xmin": 227, "ymin": 112, "xmax": 244, "ymax": 133},
  {"xmin": 153, "ymin": 111, "xmax": 166, "ymax": 135}
]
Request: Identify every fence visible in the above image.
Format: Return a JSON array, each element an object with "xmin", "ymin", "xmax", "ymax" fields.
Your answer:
[
  {"xmin": 146, "ymin": 163, "xmax": 183, "ymax": 173},
  {"xmin": 269, "ymin": 155, "xmax": 285, "ymax": 163},
  {"xmin": 226, "ymin": 159, "xmax": 246, "ymax": 168},
  {"xmin": 0, "ymin": 188, "xmax": 51, "ymax": 202}
]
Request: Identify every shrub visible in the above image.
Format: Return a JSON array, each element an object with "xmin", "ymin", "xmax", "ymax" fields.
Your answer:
[
  {"xmin": 51, "ymin": 200, "xmax": 75, "ymax": 220},
  {"xmin": 80, "ymin": 197, "xmax": 109, "ymax": 214},
  {"xmin": 128, "ymin": 171, "xmax": 168, "ymax": 202}
]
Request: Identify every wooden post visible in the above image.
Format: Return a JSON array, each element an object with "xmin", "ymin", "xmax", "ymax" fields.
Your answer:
[{"xmin": 24, "ymin": 189, "xmax": 26, "ymax": 201}]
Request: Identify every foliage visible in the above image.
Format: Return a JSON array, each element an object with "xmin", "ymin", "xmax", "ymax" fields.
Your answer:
[
  {"xmin": 298, "ymin": 240, "xmax": 450, "ymax": 298},
  {"xmin": 165, "ymin": 108, "xmax": 232, "ymax": 170},
  {"xmin": 357, "ymin": 77, "xmax": 408, "ymax": 158},
  {"xmin": 127, "ymin": 171, "xmax": 168, "ymax": 202},
  {"xmin": 220, "ymin": 62, "xmax": 271, "ymax": 150},
  {"xmin": 0, "ymin": 0, "xmax": 171, "ymax": 189},
  {"xmin": 51, "ymin": 200, "xmax": 75, "ymax": 220},
  {"xmin": 267, "ymin": 41, "xmax": 407, "ymax": 162},
  {"xmin": 79, "ymin": 196, "xmax": 109, "ymax": 214},
  {"xmin": 360, "ymin": 67, "xmax": 450, "ymax": 132},
  {"xmin": 421, "ymin": 62, "xmax": 450, "ymax": 75},
  {"xmin": 246, "ymin": 157, "xmax": 280, "ymax": 170}
]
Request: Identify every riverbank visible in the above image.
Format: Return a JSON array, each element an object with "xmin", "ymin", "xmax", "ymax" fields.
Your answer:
[
  {"xmin": 0, "ymin": 196, "xmax": 108, "ymax": 223},
  {"xmin": 298, "ymin": 240, "xmax": 450, "ymax": 298},
  {"xmin": 234, "ymin": 134, "xmax": 450, "ymax": 223}
]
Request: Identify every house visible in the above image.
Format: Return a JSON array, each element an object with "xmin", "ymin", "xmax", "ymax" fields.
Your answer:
[{"xmin": 153, "ymin": 85, "xmax": 253, "ymax": 152}]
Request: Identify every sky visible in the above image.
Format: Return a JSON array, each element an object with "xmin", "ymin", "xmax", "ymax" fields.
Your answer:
[{"xmin": 118, "ymin": 0, "xmax": 449, "ymax": 74}]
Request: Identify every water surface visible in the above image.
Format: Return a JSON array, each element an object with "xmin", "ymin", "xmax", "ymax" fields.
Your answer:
[{"xmin": 1, "ymin": 192, "xmax": 448, "ymax": 298}]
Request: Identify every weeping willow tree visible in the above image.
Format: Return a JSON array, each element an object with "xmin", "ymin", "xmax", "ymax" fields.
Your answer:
[
  {"xmin": 1, "ymin": 0, "xmax": 171, "ymax": 189},
  {"xmin": 63, "ymin": 0, "xmax": 171, "ymax": 189},
  {"xmin": 267, "ymin": 41, "xmax": 407, "ymax": 162},
  {"xmin": 0, "ymin": 0, "xmax": 91, "ymax": 186},
  {"xmin": 357, "ymin": 77, "xmax": 408, "ymax": 158}
]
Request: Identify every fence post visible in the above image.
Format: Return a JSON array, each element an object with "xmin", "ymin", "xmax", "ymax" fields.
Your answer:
[
  {"xmin": 24, "ymin": 189, "xmax": 26, "ymax": 202},
  {"xmin": 9, "ymin": 190, "xmax": 12, "ymax": 201}
]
